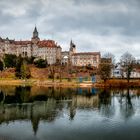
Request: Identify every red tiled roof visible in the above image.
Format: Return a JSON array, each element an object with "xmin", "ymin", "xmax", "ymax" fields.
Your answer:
[
  {"xmin": 37, "ymin": 40, "xmax": 57, "ymax": 48},
  {"xmin": 72, "ymin": 52, "xmax": 100, "ymax": 56},
  {"xmin": 13, "ymin": 40, "xmax": 59, "ymax": 48},
  {"xmin": 14, "ymin": 41, "xmax": 31, "ymax": 45}
]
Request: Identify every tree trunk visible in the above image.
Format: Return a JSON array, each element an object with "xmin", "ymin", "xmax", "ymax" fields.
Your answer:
[
  {"xmin": 52, "ymin": 75, "xmax": 55, "ymax": 82},
  {"xmin": 104, "ymin": 79, "xmax": 107, "ymax": 87},
  {"xmin": 59, "ymin": 67, "xmax": 62, "ymax": 82}
]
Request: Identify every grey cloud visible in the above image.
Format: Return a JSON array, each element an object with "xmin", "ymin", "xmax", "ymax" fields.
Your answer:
[
  {"xmin": 0, "ymin": 0, "xmax": 140, "ymax": 60},
  {"xmin": 37, "ymin": 0, "xmax": 140, "ymax": 37}
]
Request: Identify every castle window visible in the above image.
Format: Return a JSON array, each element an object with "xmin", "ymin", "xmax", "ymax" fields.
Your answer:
[{"xmin": 25, "ymin": 52, "xmax": 27, "ymax": 56}]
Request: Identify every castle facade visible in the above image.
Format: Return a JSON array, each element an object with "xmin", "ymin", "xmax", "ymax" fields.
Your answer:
[{"xmin": 0, "ymin": 27, "xmax": 100, "ymax": 67}]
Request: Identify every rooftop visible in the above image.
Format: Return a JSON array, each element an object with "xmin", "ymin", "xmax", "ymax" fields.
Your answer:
[
  {"xmin": 37, "ymin": 40, "xmax": 58, "ymax": 48},
  {"xmin": 72, "ymin": 52, "xmax": 100, "ymax": 56},
  {"xmin": 14, "ymin": 41, "xmax": 31, "ymax": 45}
]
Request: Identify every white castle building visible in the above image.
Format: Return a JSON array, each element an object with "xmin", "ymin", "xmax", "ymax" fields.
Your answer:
[
  {"xmin": 62, "ymin": 40, "xmax": 100, "ymax": 68},
  {"xmin": 0, "ymin": 27, "xmax": 100, "ymax": 67},
  {"xmin": 0, "ymin": 27, "xmax": 61, "ymax": 65}
]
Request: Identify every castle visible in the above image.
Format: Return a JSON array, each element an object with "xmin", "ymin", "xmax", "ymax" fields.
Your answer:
[{"xmin": 0, "ymin": 27, "xmax": 100, "ymax": 67}]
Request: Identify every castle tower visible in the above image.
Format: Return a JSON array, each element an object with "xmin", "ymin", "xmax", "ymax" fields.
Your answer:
[
  {"xmin": 31, "ymin": 26, "xmax": 40, "ymax": 44},
  {"xmin": 68, "ymin": 40, "xmax": 76, "ymax": 65},
  {"xmin": 69, "ymin": 40, "xmax": 76, "ymax": 54}
]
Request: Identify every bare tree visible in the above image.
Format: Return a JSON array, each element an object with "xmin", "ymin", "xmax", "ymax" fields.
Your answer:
[
  {"xmin": 99, "ymin": 58, "xmax": 112, "ymax": 84},
  {"xmin": 103, "ymin": 52, "xmax": 115, "ymax": 77},
  {"xmin": 103, "ymin": 52, "xmax": 115, "ymax": 65},
  {"xmin": 49, "ymin": 65, "xmax": 55, "ymax": 82},
  {"xmin": 58, "ymin": 65, "xmax": 63, "ymax": 82},
  {"xmin": 120, "ymin": 52, "xmax": 135, "ymax": 83}
]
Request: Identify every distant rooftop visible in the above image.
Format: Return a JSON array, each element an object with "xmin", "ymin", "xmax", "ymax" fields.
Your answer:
[{"xmin": 72, "ymin": 52, "xmax": 100, "ymax": 56}]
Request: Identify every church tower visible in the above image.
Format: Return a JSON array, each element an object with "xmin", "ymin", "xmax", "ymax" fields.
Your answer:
[{"xmin": 31, "ymin": 26, "xmax": 40, "ymax": 44}]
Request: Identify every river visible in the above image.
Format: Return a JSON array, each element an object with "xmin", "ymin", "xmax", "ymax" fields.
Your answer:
[{"xmin": 0, "ymin": 86, "xmax": 140, "ymax": 140}]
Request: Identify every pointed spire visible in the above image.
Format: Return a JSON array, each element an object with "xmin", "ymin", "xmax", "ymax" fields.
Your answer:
[
  {"xmin": 70, "ymin": 39, "xmax": 75, "ymax": 48},
  {"xmin": 32, "ymin": 25, "xmax": 39, "ymax": 39},
  {"xmin": 0, "ymin": 36, "xmax": 2, "ymax": 41},
  {"xmin": 34, "ymin": 26, "xmax": 37, "ymax": 33},
  {"xmin": 70, "ymin": 39, "xmax": 73, "ymax": 45}
]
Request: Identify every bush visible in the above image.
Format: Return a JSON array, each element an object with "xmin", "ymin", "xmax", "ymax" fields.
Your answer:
[
  {"xmin": 34, "ymin": 59, "xmax": 48, "ymax": 68},
  {"xmin": 15, "ymin": 55, "xmax": 23, "ymax": 78},
  {"xmin": 4, "ymin": 54, "xmax": 17, "ymax": 68},
  {"xmin": 24, "ymin": 56, "xmax": 35, "ymax": 64}
]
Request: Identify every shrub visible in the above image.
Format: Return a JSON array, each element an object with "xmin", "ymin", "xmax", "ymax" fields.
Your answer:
[
  {"xmin": 34, "ymin": 59, "xmax": 48, "ymax": 68},
  {"xmin": 4, "ymin": 54, "xmax": 17, "ymax": 68}
]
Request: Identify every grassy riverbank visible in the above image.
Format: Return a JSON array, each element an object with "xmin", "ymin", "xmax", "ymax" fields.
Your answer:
[
  {"xmin": 105, "ymin": 79, "xmax": 140, "ymax": 88},
  {"xmin": 0, "ymin": 78, "xmax": 140, "ymax": 88},
  {"xmin": 0, "ymin": 78, "xmax": 80, "ymax": 87}
]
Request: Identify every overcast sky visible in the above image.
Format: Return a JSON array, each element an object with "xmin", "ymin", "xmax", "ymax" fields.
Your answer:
[{"xmin": 0, "ymin": 0, "xmax": 140, "ymax": 60}]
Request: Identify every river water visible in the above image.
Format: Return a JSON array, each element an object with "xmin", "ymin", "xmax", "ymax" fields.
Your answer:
[{"xmin": 0, "ymin": 86, "xmax": 140, "ymax": 140}]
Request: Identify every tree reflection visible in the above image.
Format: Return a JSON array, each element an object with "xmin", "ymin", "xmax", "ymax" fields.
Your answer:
[
  {"xmin": 0, "ymin": 91, "xmax": 4, "ymax": 103},
  {"xmin": 119, "ymin": 88, "xmax": 134, "ymax": 120},
  {"xmin": 69, "ymin": 102, "xmax": 76, "ymax": 120},
  {"xmin": 99, "ymin": 89, "xmax": 111, "ymax": 105},
  {"xmin": 0, "ymin": 85, "xmax": 139, "ymax": 135},
  {"xmin": 99, "ymin": 89, "xmax": 115, "ymax": 118}
]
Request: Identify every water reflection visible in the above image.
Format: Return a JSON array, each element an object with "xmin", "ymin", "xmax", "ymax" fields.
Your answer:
[
  {"xmin": 118, "ymin": 89, "xmax": 135, "ymax": 120},
  {"xmin": 99, "ymin": 89, "xmax": 114, "ymax": 118},
  {"xmin": 0, "ymin": 86, "xmax": 140, "ymax": 140}
]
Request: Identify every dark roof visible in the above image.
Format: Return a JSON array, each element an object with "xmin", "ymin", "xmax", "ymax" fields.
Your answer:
[
  {"xmin": 0, "ymin": 37, "xmax": 3, "ymax": 42},
  {"xmin": 72, "ymin": 52, "xmax": 100, "ymax": 56},
  {"xmin": 33, "ymin": 26, "xmax": 38, "ymax": 33},
  {"xmin": 14, "ymin": 41, "xmax": 31, "ymax": 45},
  {"xmin": 101, "ymin": 58, "xmax": 112, "ymax": 63}
]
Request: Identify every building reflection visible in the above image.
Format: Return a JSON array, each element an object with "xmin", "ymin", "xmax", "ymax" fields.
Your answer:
[
  {"xmin": 72, "ymin": 95, "xmax": 99, "ymax": 108},
  {"xmin": 0, "ymin": 86, "xmax": 100, "ymax": 134},
  {"xmin": 0, "ymin": 85, "xmax": 140, "ymax": 134},
  {"xmin": 0, "ymin": 99, "xmax": 63, "ymax": 135}
]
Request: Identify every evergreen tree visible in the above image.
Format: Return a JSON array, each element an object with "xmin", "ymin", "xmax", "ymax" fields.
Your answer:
[
  {"xmin": 4, "ymin": 54, "xmax": 17, "ymax": 68},
  {"xmin": 34, "ymin": 59, "xmax": 48, "ymax": 68},
  {"xmin": 15, "ymin": 55, "xmax": 23, "ymax": 78},
  {"xmin": 15, "ymin": 56, "xmax": 31, "ymax": 79},
  {"xmin": 21, "ymin": 60, "xmax": 31, "ymax": 79},
  {"xmin": 0, "ymin": 60, "xmax": 4, "ymax": 71}
]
